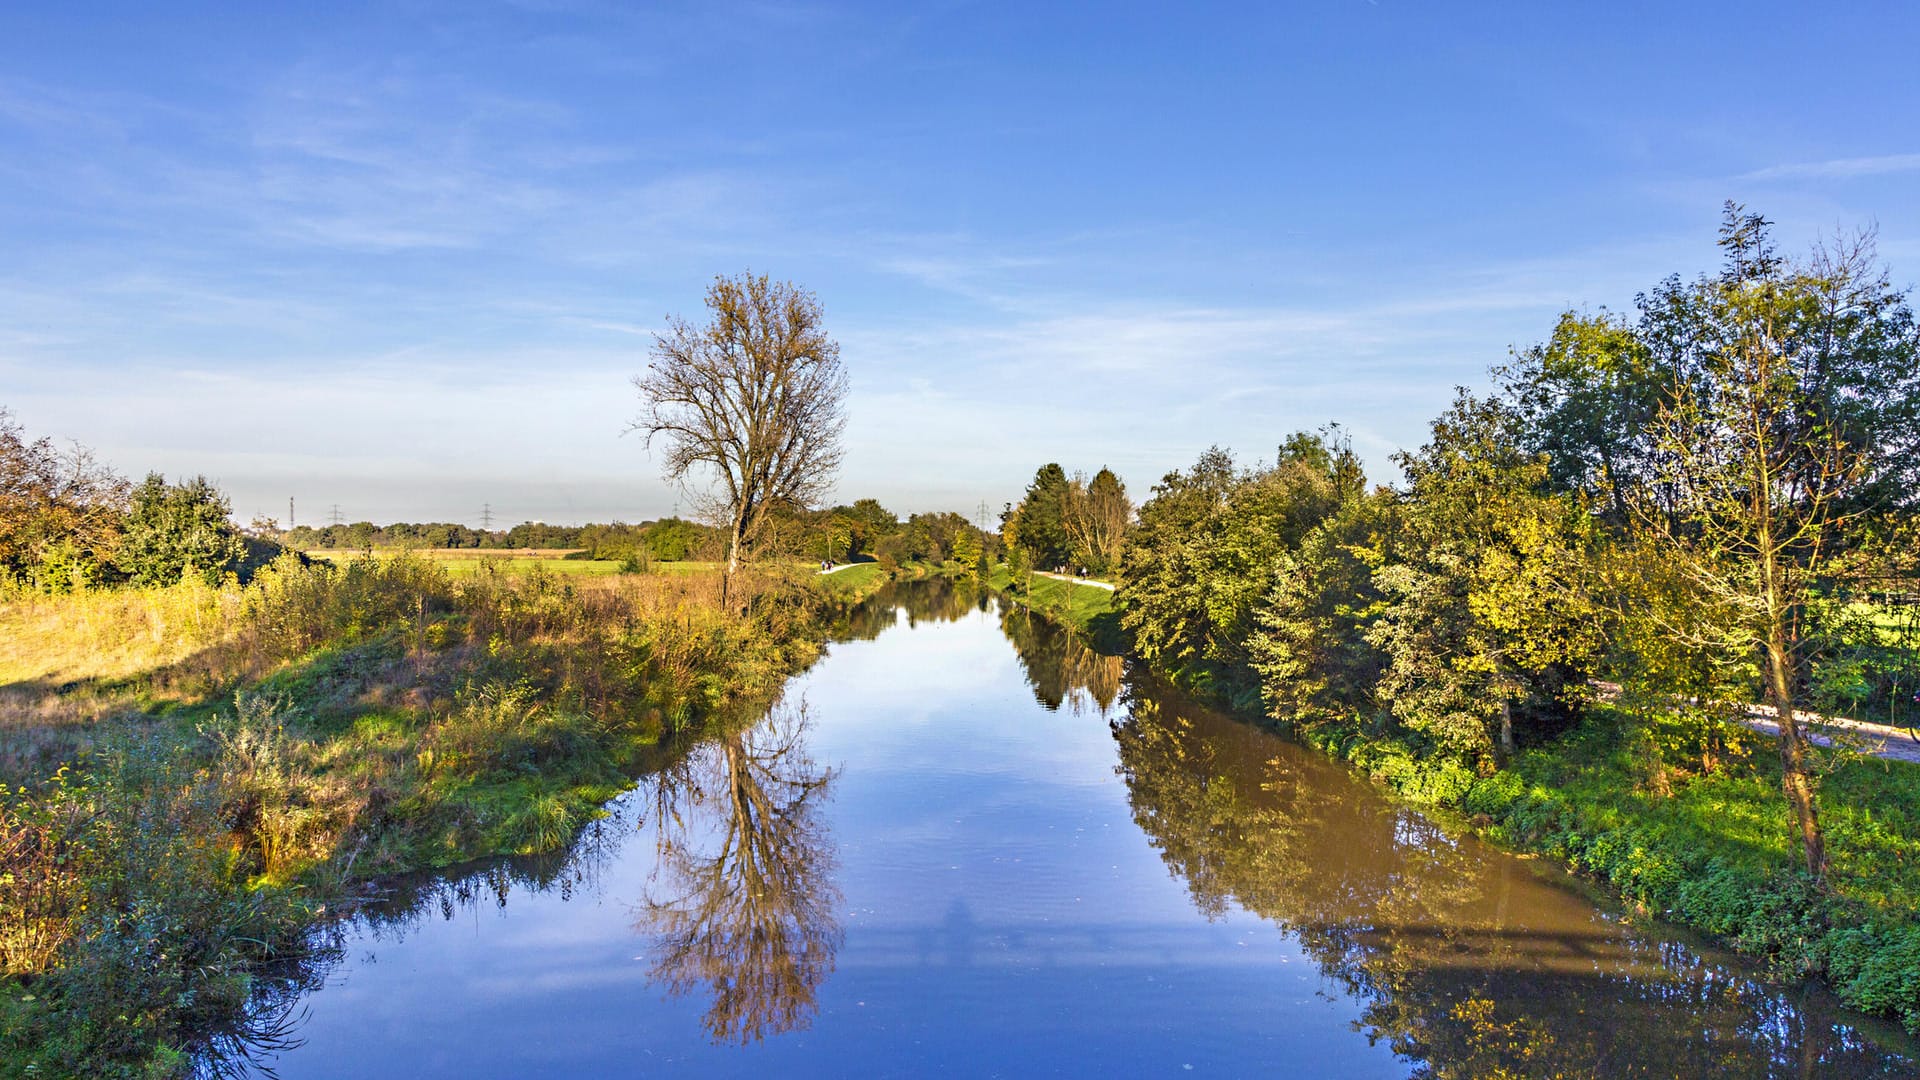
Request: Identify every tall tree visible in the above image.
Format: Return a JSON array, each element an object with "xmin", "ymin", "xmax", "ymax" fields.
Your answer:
[
  {"xmin": 632, "ymin": 273, "xmax": 848, "ymax": 598},
  {"xmin": 1120, "ymin": 436, "xmax": 1364, "ymax": 711},
  {"xmin": 1498, "ymin": 311, "xmax": 1666, "ymax": 525},
  {"xmin": 1061, "ymin": 466, "xmax": 1131, "ymax": 575},
  {"xmin": 1004, "ymin": 463, "xmax": 1071, "ymax": 569},
  {"xmin": 1634, "ymin": 205, "xmax": 1920, "ymax": 880},
  {"xmin": 1367, "ymin": 394, "xmax": 1600, "ymax": 765}
]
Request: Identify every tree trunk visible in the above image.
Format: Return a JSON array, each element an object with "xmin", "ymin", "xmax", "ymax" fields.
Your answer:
[
  {"xmin": 1766, "ymin": 632, "xmax": 1827, "ymax": 880},
  {"xmin": 723, "ymin": 511, "xmax": 745, "ymax": 610},
  {"xmin": 1498, "ymin": 699, "xmax": 1514, "ymax": 757}
]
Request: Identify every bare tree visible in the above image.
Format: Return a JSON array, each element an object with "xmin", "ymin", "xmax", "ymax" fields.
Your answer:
[{"xmin": 632, "ymin": 274, "xmax": 847, "ymax": 598}]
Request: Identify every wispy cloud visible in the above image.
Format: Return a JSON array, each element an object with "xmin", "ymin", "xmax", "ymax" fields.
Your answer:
[{"xmin": 1739, "ymin": 153, "xmax": 1920, "ymax": 182}]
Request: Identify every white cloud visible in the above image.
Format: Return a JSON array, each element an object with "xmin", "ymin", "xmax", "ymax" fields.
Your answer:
[{"xmin": 1739, "ymin": 153, "xmax": 1920, "ymax": 182}]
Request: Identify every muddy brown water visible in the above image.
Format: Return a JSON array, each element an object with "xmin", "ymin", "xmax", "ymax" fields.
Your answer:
[{"xmin": 228, "ymin": 580, "xmax": 1918, "ymax": 1077}]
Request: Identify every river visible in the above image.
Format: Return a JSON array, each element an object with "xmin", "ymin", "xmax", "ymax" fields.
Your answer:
[{"xmin": 230, "ymin": 580, "xmax": 1918, "ymax": 1077}]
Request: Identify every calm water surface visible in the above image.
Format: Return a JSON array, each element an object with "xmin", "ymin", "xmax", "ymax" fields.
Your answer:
[{"xmin": 241, "ymin": 581, "xmax": 1918, "ymax": 1077}]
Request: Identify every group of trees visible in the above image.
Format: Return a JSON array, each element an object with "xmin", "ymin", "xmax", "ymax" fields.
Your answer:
[
  {"xmin": 1, "ymin": 408, "xmax": 274, "ymax": 590},
  {"xmin": 1002, "ymin": 464, "xmax": 1132, "ymax": 576},
  {"xmin": 1111, "ymin": 205, "xmax": 1920, "ymax": 882},
  {"xmin": 285, "ymin": 517, "xmax": 716, "ymax": 561},
  {"xmin": 772, "ymin": 500, "xmax": 994, "ymax": 574}
]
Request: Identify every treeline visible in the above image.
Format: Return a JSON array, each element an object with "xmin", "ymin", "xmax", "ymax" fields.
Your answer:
[
  {"xmin": 1036, "ymin": 205, "xmax": 1920, "ymax": 1030},
  {"xmin": 1118, "ymin": 207, "xmax": 1918, "ymax": 842},
  {"xmin": 789, "ymin": 498, "xmax": 997, "ymax": 572},
  {"xmin": 0, "ymin": 413, "xmax": 285, "ymax": 592},
  {"xmin": 283, "ymin": 500, "xmax": 1002, "ymax": 572},
  {"xmin": 286, "ymin": 517, "xmax": 712, "ymax": 561}
]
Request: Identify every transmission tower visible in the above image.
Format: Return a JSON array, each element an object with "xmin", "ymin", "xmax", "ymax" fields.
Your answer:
[
  {"xmin": 480, "ymin": 503, "xmax": 494, "ymax": 530},
  {"xmin": 288, "ymin": 497, "xmax": 295, "ymax": 530},
  {"xmin": 327, "ymin": 504, "xmax": 344, "ymax": 527}
]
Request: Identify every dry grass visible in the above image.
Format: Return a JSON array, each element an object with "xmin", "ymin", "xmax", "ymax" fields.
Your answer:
[
  {"xmin": 0, "ymin": 581, "xmax": 243, "ymax": 774},
  {"xmin": 0, "ymin": 579, "xmax": 240, "ymax": 687}
]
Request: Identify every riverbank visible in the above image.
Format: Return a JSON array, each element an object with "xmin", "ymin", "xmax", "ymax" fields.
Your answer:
[
  {"xmin": 0, "ymin": 555, "xmax": 875, "ymax": 1076},
  {"xmin": 985, "ymin": 563, "xmax": 1920, "ymax": 1035},
  {"xmin": 986, "ymin": 566, "xmax": 1121, "ymax": 650},
  {"xmin": 1302, "ymin": 711, "xmax": 1920, "ymax": 1032}
]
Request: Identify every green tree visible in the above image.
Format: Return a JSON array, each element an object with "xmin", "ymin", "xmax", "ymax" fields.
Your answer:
[
  {"xmin": 1120, "ymin": 435, "xmax": 1365, "ymax": 711},
  {"xmin": 644, "ymin": 517, "xmax": 704, "ymax": 561},
  {"xmin": 1632, "ymin": 205, "xmax": 1920, "ymax": 879},
  {"xmin": 1005, "ymin": 463, "xmax": 1071, "ymax": 569},
  {"xmin": 1498, "ymin": 311, "xmax": 1665, "ymax": 525},
  {"xmin": 117, "ymin": 474, "xmax": 248, "ymax": 587},
  {"xmin": 842, "ymin": 498, "xmax": 898, "ymax": 556},
  {"xmin": 1366, "ymin": 394, "xmax": 1601, "ymax": 765},
  {"xmin": 1248, "ymin": 487, "xmax": 1392, "ymax": 727},
  {"xmin": 950, "ymin": 527, "xmax": 982, "ymax": 574}
]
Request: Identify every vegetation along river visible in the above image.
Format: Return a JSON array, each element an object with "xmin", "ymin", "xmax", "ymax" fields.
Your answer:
[{"xmin": 239, "ymin": 580, "xmax": 1919, "ymax": 1077}]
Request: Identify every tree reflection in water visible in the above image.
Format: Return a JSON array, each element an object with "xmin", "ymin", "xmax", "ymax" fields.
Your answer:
[
  {"xmin": 1107, "ymin": 685, "xmax": 1916, "ymax": 1078},
  {"xmin": 1000, "ymin": 605, "xmax": 1124, "ymax": 716},
  {"xmin": 832, "ymin": 576, "xmax": 994, "ymax": 643},
  {"xmin": 633, "ymin": 703, "xmax": 841, "ymax": 1045}
]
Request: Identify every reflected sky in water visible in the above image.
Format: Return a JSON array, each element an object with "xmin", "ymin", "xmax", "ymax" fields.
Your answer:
[{"xmin": 247, "ymin": 582, "xmax": 1918, "ymax": 1078}]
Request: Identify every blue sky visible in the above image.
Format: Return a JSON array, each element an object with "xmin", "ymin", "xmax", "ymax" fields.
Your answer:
[{"xmin": 2, "ymin": 2, "xmax": 1916, "ymax": 526}]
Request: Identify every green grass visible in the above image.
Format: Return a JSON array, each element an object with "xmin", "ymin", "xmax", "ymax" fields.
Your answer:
[
  {"xmin": 816, "ymin": 561, "xmax": 888, "ymax": 596},
  {"xmin": 988, "ymin": 566, "xmax": 1118, "ymax": 642}
]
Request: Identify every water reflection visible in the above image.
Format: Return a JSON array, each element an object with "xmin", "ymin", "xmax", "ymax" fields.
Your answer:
[
  {"xmin": 833, "ymin": 576, "xmax": 991, "ymax": 643},
  {"xmin": 1110, "ymin": 685, "xmax": 1913, "ymax": 1077},
  {"xmin": 634, "ymin": 704, "xmax": 840, "ymax": 1044},
  {"xmin": 219, "ymin": 580, "xmax": 1916, "ymax": 1078},
  {"xmin": 1000, "ymin": 605, "xmax": 1125, "ymax": 716}
]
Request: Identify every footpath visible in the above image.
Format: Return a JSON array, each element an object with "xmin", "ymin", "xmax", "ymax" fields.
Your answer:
[
  {"xmin": 1033, "ymin": 571, "xmax": 1115, "ymax": 591},
  {"xmin": 1743, "ymin": 707, "xmax": 1920, "ymax": 765}
]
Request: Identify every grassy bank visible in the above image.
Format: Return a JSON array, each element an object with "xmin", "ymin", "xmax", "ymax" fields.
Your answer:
[
  {"xmin": 0, "ymin": 554, "xmax": 865, "ymax": 1076},
  {"xmin": 816, "ymin": 560, "xmax": 889, "ymax": 597},
  {"xmin": 1295, "ymin": 708, "xmax": 1920, "ymax": 1031},
  {"xmin": 986, "ymin": 566, "xmax": 1121, "ymax": 648}
]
